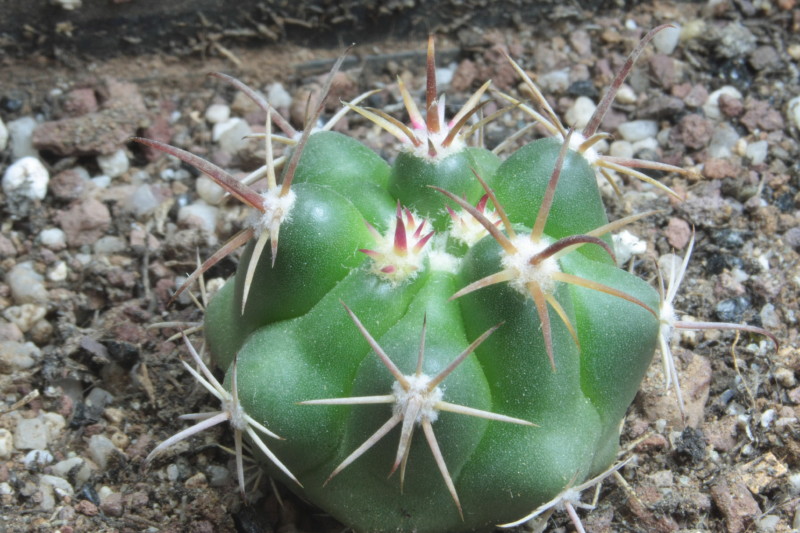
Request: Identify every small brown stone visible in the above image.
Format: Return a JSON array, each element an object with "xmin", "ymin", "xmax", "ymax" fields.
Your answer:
[
  {"xmin": 703, "ymin": 158, "xmax": 739, "ymax": 179},
  {"xmin": 740, "ymin": 99, "xmax": 785, "ymax": 132},
  {"xmin": 100, "ymin": 492, "xmax": 124, "ymax": 517},
  {"xmin": 718, "ymin": 93, "xmax": 743, "ymax": 118},
  {"xmin": 710, "ymin": 473, "xmax": 760, "ymax": 533},
  {"xmin": 649, "ymin": 54, "xmax": 677, "ymax": 88},
  {"xmin": 674, "ymin": 114, "xmax": 714, "ymax": 150},
  {"xmin": 450, "ymin": 59, "xmax": 477, "ymax": 93},
  {"xmin": 665, "ymin": 217, "xmax": 692, "ymax": 249},
  {"xmin": 49, "ymin": 169, "xmax": 88, "ymax": 201},
  {"xmin": 56, "ymin": 198, "xmax": 111, "ymax": 247},
  {"xmin": 75, "ymin": 499, "xmax": 99, "ymax": 516},
  {"xmin": 63, "ymin": 88, "xmax": 98, "ymax": 116}
]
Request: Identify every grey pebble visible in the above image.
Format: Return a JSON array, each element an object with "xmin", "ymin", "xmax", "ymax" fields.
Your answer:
[
  {"xmin": 15, "ymin": 416, "xmax": 50, "ymax": 450},
  {"xmin": 5, "ymin": 261, "xmax": 48, "ymax": 304}
]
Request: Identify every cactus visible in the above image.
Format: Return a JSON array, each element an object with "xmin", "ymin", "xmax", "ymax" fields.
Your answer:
[{"xmin": 138, "ymin": 29, "xmax": 774, "ymax": 533}]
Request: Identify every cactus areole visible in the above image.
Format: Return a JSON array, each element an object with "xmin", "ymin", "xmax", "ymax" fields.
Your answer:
[{"xmin": 144, "ymin": 35, "xmax": 684, "ymax": 533}]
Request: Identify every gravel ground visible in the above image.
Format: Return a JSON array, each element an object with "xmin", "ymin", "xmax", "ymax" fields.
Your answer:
[{"xmin": 1, "ymin": 1, "xmax": 800, "ymax": 532}]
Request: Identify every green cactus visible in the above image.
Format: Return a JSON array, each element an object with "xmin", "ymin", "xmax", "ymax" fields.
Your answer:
[{"xmin": 137, "ymin": 29, "xmax": 775, "ymax": 532}]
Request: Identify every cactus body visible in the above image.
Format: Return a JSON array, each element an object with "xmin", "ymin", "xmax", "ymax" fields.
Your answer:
[{"xmin": 203, "ymin": 127, "xmax": 660, "ymax": 530}]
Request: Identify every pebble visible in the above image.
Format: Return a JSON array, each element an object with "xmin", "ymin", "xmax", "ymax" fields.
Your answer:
[
  {"xmin": 564, "ymin": 96, "xmax": 596, "ymax": 130},
  {"xmin": 653, "ymin": 24, "xmax": 681, "ymax": 55},
  {"xmin": 745, "ymin": 140, "xmax": 768, "ymax": 165},
  {"xmin": 0, "ymin": 429, "xmax": 13, "ymax": 458},
  {"xmin": 538, "ymin": 69, "xmax": 570, "ymax": 94},
  {"xmin": 91, "ymin": 175, "xmax": 111, "ymax": 188},
  {"xmin": 212, "ymin": 117, "xmax": 251, "ymax": 154},
  {"xmin": 0, "ymin": 340, "xmax": 42, "ymax": 371},
  {"xmin": 39, "ymin": 228, "xmax": 67, "ymax": 250},
  {"xmin": 24, "ymin": 449, "xmax": 54, "ymax": 470},
  {"xmin": 52, "ymin": 457, "xmax": 94, "ymax": 486},
  {"xmin": 178, "ymin": 201, "xmax": 219, "ymax": 236},
  {"xmin": 784, "ymin": 227, "xmax": 800, "ymax": 250},
  {"xmin": 93, "ymin": 235, "xmax": 127, "ymax": 255},
  {"xmin": 56, "ymin": 197, "xmax": 112, "ymax": 247},
  {"xmin": 617, "ymin": 120, "xmax": 658, "ymax": 142},
  {"xmin": 0, "ymin": 117, "xmax": 7, "ymax": 151},
  {"xmin": 40, "ymin": 474, "xmax": 74, "ymax": 511},
  {"xmin": 2, "ymin": 156, "xmax": 50, "ymax": 201},
  {"xmin": 7, "ymin": 116, "xmax": 38, "ymax": 160},
  {"xmin": 4, "ymin": 304, "xmax": 48, "ymax": 332},
  {"xmin": 716, "ymin": 296, "xmax": 751, "ymax": 323},
  {"xmin": 49, "ymin": 167, "xmax": 90, "ymax": 201},
  {"xmin": 704, "ymin": 86, "xmax": 743, "ymax": 120},
  {"xmin": 759, "ymin": 303, "xmax": 781, "ymax": 329},
  {"xmin": 614, "ymin": 84, "xmax": 637, "ymax": 104},
  {"xmin": 714, "ymin": 22, "xmax": 757, "ymax": 59},
  {"xmin": 15, "ymin": 416, "xmax": 50, "ymax": 450},
  {"xmin": 47, "ymin": 261, "xmax": 68, "ymax": 282},
  {"xmin": 127, "ymin": 183, "xmax": 166, "ymax": 217},
  {"xmin": 96, "ymin": 149, "xmax": 129, "ymax": 178},
  {"xmin": 206, "ymin": 465, "xmax": 232, "ymax": 487},
  {"xmin": 787, "ymin": 96, "xmax": 800, "ymax": 130},
  {"xmin": 100, "ymin": 491, "xmax": 124, "ymax": 517},
  {"xmin": 609, "ymin": 140, "xmax": 634, "ymax": 159},
  {"xmin": 677, "ymin": 114, "xmax": 714, "ymax": 150},
  {"xmin": 205, "ymin": 103, "xmax": 231, "ymax": 124},
  {"xmin": 88, "ymin": 434, "xmax": 120, "ymax": 470},
  {"xmin": 196, "ymin": 175, "xmax": 226, "ymax": 205},
  {"xmin": 184, "ymin": 471, "xmax": 208, "ymax": 489},
  {"xmin": 6, "ymin": 261, "xmax": 48, "ymax": 304},
  {"xmin": 708, "ymin": 123, "xmax": 741, "ymax": 159}
]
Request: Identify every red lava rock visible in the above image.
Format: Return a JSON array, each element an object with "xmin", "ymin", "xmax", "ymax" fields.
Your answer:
[
  {"xmin": 638, "ymin": 352, "xmax": 712, "ymax": 428},
  {"xmin": 683, "ymin": 84, "xmax": 709, "ymax": 108},
  {"xmin": 718, "ymin": 93, "xmax": 744, "ymax": 118},
  {"xmin": 703, "ymin": 157, "xmax": 740, "ymax": 179},
  {"xmin": 649, "ymin": 54, "xmax": 677, "ymax": 88},
  {"xmin": 450, "ymin": 59, "xmax": 477, "ymax": 92},
  {"xmin": 740, "ymin": 99, "xmax": 785, "ymax": 132},
  {"xmin": 56, "ymin": 197, "xmax": 112, "ymax": 247},
  {"xmin": 665, "ymin": 217, "xmax": 692, "ymax": 249},
  {"xmin": 703, "ymin": 416, "xmax": 738, "ymax": 452},
  {"xmin": 63, "ymin": 88, "xmax": 98, "ymax": 116},
  {"xmin": 49, "ymin": 169, "xmax": 89, "ymax": 201},
  {"xmin": 32, "ymin": 78, "xmax": 146, "ymax": 156},
  {"xmin": 674, "ymin": 114, "xmax": 714, "ymax": 150},
  {"xmin": 75, "ymin": 499, "xmax": 99, "ymax": 516},
  {"xmin": 710, "ymin": 474, "xmax": 760, "ymax": 533},
  {"xmin": 671, "ymin": 82, "xmax": 691, "ymax": 99}
]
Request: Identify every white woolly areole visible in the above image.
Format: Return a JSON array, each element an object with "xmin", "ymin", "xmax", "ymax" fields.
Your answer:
[
  {"xmin": 558, "ymin": 130, "xmax": 600, "ymax": 165},
  {"xmin": 428, "ymin": 250, "xmax": 460, "ymax": 274},
  {"xmin": 449, "ymin": 207, "xmax": 500, "ymax": 247},
  {"xmin": 223, "ymin": 397, "xmax": 248, "ymax": 431},
  {"xmin": 500, "ymin": 235, "xmax": 561, "ymax": 296},
  {"xmin": 392, "ymin": 374, "xmax": 443, "ymax": 424},
  {"xmin": 249, "ymin": 187, "xmax": 297, "ymax": 234},
  {"xmin": 659, "ymin": 300, "xmax": 677, "ymax": 330},
  {"xmin": 406, "ymin": 126, "xmax": 467, "ymax": 161}
]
